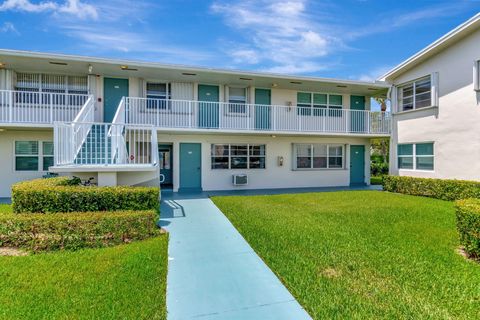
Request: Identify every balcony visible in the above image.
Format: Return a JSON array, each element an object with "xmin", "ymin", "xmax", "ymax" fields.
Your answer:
[
  {"xmin": 0, "ymin": 90, "xmax": 89, "ymax": 125},
  {"xmin": 124, "ymin": 97, "xmax": 391, "ymax": 136}
]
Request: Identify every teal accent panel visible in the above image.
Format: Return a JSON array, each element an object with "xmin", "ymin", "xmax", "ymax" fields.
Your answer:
[
  {"xmin": 103, "ymin": 78, "xmax": 129, "ymax": 122},
  {"xmin": 254, "ymin": 88, "xmax": 271, "ymax": 130},
  {"xmin": 179, "ymin": 143, "xmax": 202, "ymax": 192},
  {"xmin": 350, "ymin": 95, "xmax": 366, "ymax": 132},
  {"xmin": 350, "ymin": 145, "xmax": 365, "ymax": 185},
  {"xmin": 158, "ymin": 144, "xmax": 173, "ymax": 185},
  {"xmin": 198, "ymin": 85, "xmax": 219, "ymax": 128}
]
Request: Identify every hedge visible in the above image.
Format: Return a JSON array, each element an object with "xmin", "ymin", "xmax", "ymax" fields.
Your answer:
[
  {"xmin": 455, "ymin": 199, "xmax": 480, "ymax": 258},
  {"xmin": 12, "ymin": 177, "xmax": 160, "ymax": 213},
  {"xmin": 383, "ymin": 175, "xmax": 480, "ymax": 201},
  {"xmin": 0, "ymin": 210, "xmax": 160, "ymax": 252}
]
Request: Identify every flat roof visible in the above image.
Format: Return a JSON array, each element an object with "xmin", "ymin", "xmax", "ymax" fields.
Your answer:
[{"xmin": 0, "ymin": 49, "xmax": 389, "ymax": 97}]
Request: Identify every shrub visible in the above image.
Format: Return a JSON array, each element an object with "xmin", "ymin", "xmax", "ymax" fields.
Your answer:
[
  {"xmin": 370, "ymin": 162, "xmax": 389, "ymax": 176},
  {"xmin": 455, "ymin": 199, "xmax": 480, "ymax": 258},
  {"xmin": 0, "ymin": 209, "xmax": 160, "ymax": 252},
  {"xmin": 383, "ymin": 176, "xmax": 480, "ymax": 201},
  {"xmin": 12, "ymin": 177, "xmax": 160, "ymax": 213}
]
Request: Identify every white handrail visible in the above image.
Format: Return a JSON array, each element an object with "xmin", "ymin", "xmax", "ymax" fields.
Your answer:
[
  {"xmin": 124, "ymin": 97, "xmax": 391, "ymax": 135},
  {"xmin": 54, "ymin": 122, "xmax": 157, "ymax": 166},
  {"xmin": 0, "ymin": 90, "xmax": 90, "ymax": 124}
]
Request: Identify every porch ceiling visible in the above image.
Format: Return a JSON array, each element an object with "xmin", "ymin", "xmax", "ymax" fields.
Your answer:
[{"xmin": 0, "ymin": 49, "xmax": 388, "ymax": 97}]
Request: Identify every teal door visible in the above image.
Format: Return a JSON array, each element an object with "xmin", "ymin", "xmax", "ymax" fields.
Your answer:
[
  {"xmin": 350, "ymin": 95, "xmax": 366, "ymax": 133},
  {"xmin": 158, "ymin": 144, "xmax": 173, "ymax": 186},
  {"xmin": 179, "ymin": 143, "xmax": 202, "ymax": 192},
  {"xmin": 350, "ymin": 145, "xmax": 365, "ymax": 185},
  {"xmin": 198, "ymin": 85, "xmax": 219, "ymax": 128},
  {"xmin": 255, "ymin": 88, "xmax": 271, "ymax": 130},
  {"xmin": 104, "ymin": 78, "xmax": 129, "ymax": 122}
]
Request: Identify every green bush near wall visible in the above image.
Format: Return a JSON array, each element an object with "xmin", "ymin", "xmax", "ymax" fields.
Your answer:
[
  {"xmin": 12, "ymin": 177, "xmax": 160, "ymax": 213},
  {"xmin": 383, "ymin": 175, "xmax": 480, "ymax": 201},
  {"xmin": 0, "ymin": 210, "xmax": 160, "ymax": 252},
  {"xmin": 455, "ymin": 199, "xmax": 480, "ymax": 258}
]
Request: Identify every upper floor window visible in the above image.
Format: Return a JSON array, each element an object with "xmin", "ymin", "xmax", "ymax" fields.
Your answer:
[
  {"xmin": 15, "ymin": 73, "xmax": 88, "ymax": 95},
  {"xmin": 228, "ymin": 87, "xmax": 247, "ymax": 114},
  {"xmin": 146, "ymin": 82, "xmax": 170, "ymax": 109},
  {"xmin": 297, "ymin": 92, "xmax": 343, "ymax": 117},
  {"xmin": 398, "ymin": 76, "xmax": 431, "ymax": 112}
]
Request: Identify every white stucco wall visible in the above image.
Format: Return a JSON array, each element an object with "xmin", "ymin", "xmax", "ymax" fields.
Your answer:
[
  {"xmin": 158, "ymin": 133, "xmax": 371, "ymax": 192},
  {"xmin": 0, "ymin": 129, "xmax": 53, "ymax": 197},
  {"xmin": 389, "ymin": 28, "xmax": 480, "ymax": 180}
]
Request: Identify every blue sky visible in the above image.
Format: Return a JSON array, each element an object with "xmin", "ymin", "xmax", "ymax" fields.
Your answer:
[{"xmin": 0, "ymin": 0, "xmax": 479, "ymax": 81}]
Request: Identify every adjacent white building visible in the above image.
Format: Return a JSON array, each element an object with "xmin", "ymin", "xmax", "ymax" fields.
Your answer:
[
  {"xmin": 0, "ymin": 49, "xmax": 390, "ymax": 196},
  {"xmin": 382, "ymin": 12, "xmax": 480, "ymax": 180}
]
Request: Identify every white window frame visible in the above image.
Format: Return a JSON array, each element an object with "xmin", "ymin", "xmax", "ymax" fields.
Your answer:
[
  {"xmin": 397, "ymin": 142, "xmax": 434, "ymax": 171},
  {"xmin": 227, "ymin": 86, "xmax": 248, "ymax": 115},
  {"xmin": 211, "ymin": 143, "xmax": 266, "ymax": 170},
  {"xmin": 293, "ymin": 143, "xmax": 344, "ymax": 170},
  {"xmin": 474, "ymin": 60, "xmax": 480, "ymax": 91},
  {"xmin": 14, "ymin": 140, "xmax": 53, "ymax": 172},
  {"xmin": 15, "ymin": 72, "xmax": 88, "ymax": 94},
  {"xmin": 297, "ymin": 92, "xmax": 343, "ymax": 116},
  {"xmin": 145, "ymin": 82, "xmax": 171, "ymax": 110},
  {"xmin": 397, "ymin": 75, "xmax": 432, "ymax": 112}
]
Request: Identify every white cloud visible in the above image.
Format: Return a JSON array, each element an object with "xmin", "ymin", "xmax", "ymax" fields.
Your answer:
[
  {"xmin": 0, "ymin": 21, "xmax": 18, "ymax": 34},
  {"xmin": 356, "ymin": 66, "xmax": 393, "ymax": 82},
  {"xmin": 0, "ymin": 0, "xmax": 98, "ymax": 19},
  {"xmin": 211, "ymin": 0, "xmax": 339, "ymax": 74},
  {"xmin": 63, "ymin": 25, "xmax": 213, "ymax": 63}
]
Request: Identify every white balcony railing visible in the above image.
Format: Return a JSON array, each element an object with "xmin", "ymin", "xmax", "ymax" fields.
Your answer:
[
  {"xmin": 54, "ymin": 122, "xmax": 158, "ymax": 167},
  {"xmin": 0, "ymin": 90, "xmax": 89, "ymax": 124},
  {"xmin": 124, "ymin": 97, "xmax": 391, "ymax": 135}
]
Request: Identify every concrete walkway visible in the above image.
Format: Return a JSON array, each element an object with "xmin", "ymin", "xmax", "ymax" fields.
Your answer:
[{"xmin": 161, "ymin": 194, "xmax": 312, "ymax": 320}]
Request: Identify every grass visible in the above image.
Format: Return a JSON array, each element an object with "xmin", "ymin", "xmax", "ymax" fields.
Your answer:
[
  {"xmin": 212, "ymin": 191, "xmax": 480, "ymax": 319},
  {"xmin": 0, "ymin": 236, "xmax": 168, "ymax": 320}
]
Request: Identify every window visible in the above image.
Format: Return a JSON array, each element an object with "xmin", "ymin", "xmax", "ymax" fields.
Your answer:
[
  {"xmin": 297, "ymin": 92, "xmax": 343, "ymax": 116},
  {"xmin": 15, "ymin": 73, "xmax": 87, "ymax": 94},
  {"xmin": 294, "ymin": 144, "xmax": 344, "ymax": 169},
  {"xmin": 397, "ymin": 143, "xmax": 434, "ymax": 171},
  {"xmin": 146, "ymin": 82, "xmax": 170, "ymax": 109},
  {"xmin": 228, "ymin": 87, "xmax": 247, "ymax": 114},
  {"xmin": 211, "ymin": 144, "xmax": 266, "ymax": 169},
  {"xmin": 15, "ymin": 73, "xmax": 88, "ymax": 105},
  {"xmin": 15, "ymin": 141, "xmax": 54, "ymax": 171},
  {"xmin": 15, "ymin": 141, "xmax": 38, "ymax": 171},
  {"xmin": 42, "ymin": 141, "xmax": 54, "ymax": 171},
  {"xmin": 398, "ymin": 76, "xmax": 431, "ymax": 112},
  {"xmin": 474, "ymin": 60, "xmax": 480, "ymax": 91}
]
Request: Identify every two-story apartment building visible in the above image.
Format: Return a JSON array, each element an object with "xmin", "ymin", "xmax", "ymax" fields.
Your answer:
[
  {"xmin": 382, "ymin": 12, "xmax": 480, "ymax": 180},
  {"xmin": 0, "ymin": 49, "xmax": 390, "ymax": 197}
]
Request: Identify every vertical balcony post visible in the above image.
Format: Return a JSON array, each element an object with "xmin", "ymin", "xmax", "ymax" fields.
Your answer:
[
  {"xmin": 188, "ymin": 101, "xmax": 192, "ymax": 128},
  {"xmin": 50, "ymin": 93, "xmax": 53, "ymax": 123},
  {"xmin": 8, "ymin": 90, "xmax": 13, "ymax": 123}
]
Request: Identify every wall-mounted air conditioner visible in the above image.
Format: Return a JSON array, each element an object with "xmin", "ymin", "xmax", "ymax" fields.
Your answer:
[{"xmin": 233, "ymin": 174, "xmax": 248, "ymax": 186}]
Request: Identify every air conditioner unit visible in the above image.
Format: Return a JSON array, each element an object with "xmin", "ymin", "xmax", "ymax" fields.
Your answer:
[{"xmin": 233, "ymin": 174, "xmax": 248, "ymax": 186}]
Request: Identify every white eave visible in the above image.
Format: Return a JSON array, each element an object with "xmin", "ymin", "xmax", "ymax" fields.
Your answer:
[
  {"xmin": 0, "ymin": 48, "xmax": 389, "ymax": 96},
  {"xmin": 379, "ymin": 12, "xmax": 480, "ymax": 81}
]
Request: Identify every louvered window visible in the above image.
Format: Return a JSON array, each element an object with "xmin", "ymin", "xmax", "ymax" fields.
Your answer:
[{"xmin": 15, "ymin": 73, "xmax": 88, "ymax": 94}]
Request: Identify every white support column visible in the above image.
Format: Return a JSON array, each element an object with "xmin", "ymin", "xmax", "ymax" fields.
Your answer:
[{"xmin": 98, "ymin": 172, "xmax": 118, "ymax": 187}]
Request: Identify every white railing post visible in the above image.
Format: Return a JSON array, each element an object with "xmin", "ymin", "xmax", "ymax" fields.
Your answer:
[
  {"xmin": 49, "ymin": 93, "xmax": 53, "ymax": 123},
  {"xmin": 8, "ymin": 90, "xmax": 13, "ymax": 123}
]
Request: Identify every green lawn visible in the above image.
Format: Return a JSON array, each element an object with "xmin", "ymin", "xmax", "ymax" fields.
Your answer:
[
  {"xmin": 0, "ymin": 236, "xmax": 168, "ymax": 320},
  {"xmin": 212, "ymin": 191, "xmax": 480, "ymax": 319}
]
